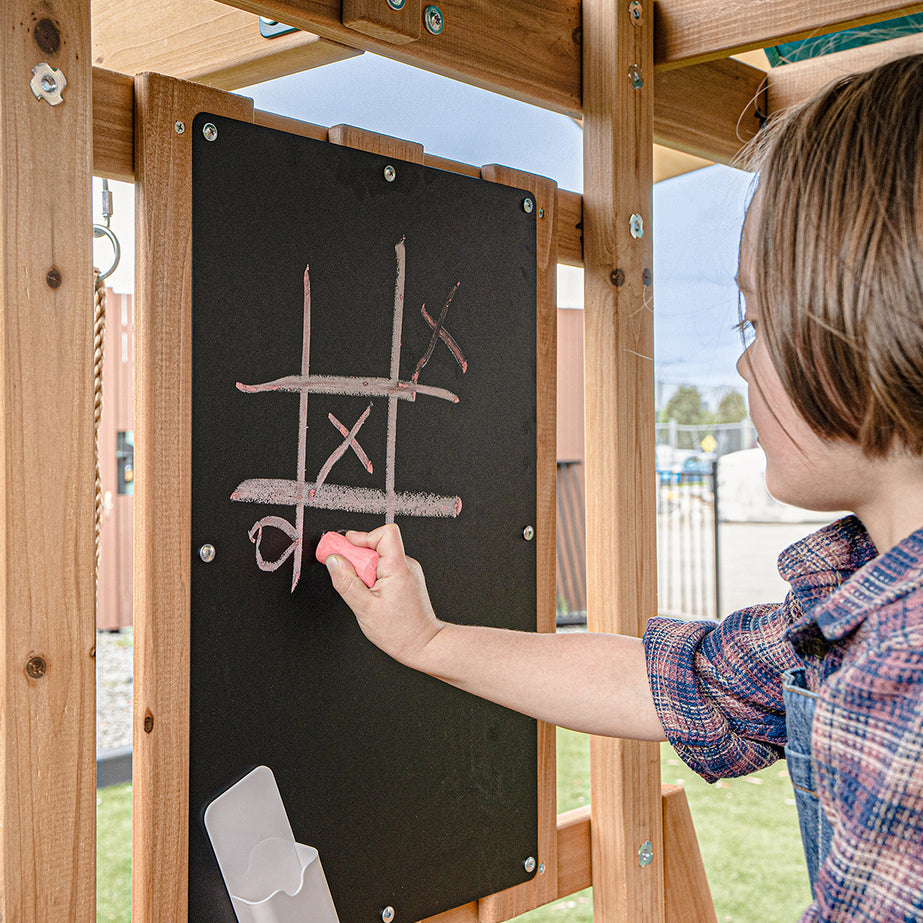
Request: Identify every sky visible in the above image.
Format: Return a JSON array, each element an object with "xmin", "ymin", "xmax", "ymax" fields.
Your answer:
[{"xmin": 93, "ymin": 50, "xmax": 755, "ymax": 406}]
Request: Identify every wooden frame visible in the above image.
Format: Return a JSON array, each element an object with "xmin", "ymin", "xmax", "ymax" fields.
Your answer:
[{"xmin": 6, "ymin": 2, "xmax": 921, "ymax": 922}]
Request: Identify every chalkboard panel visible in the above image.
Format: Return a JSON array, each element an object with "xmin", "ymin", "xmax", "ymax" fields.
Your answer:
[{"xmin": 190, "ymin": 113, "xmax": 537, "ymax": 923}]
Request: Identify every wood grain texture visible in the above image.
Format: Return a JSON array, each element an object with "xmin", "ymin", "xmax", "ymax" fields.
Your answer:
[
  {"xmin": 653, "ymin": 58, "xmax": 765, "ymax": 162},
  {"xmin": 582, "ymin": 1, "xmax": 664, "ymax": 920},
  {"xmin": 477, "ymin": 166, "xmax": 558, "ymax": 923},
  {"xmin": 767, "ymin": 30, "xmax": 923, "ymax": 113},
  {"xmin": 655, "ymin": 0, "xmax": 923, "ymax": 67},
  {"xmin": 92, "ymin": 68, "xmax": 135, "ymax": 181},
  {"xmin": 343, "ymin": 0, "xmax": 422, "ymax": 44},
  {"xmin": 217, "ymin": 0, "xmax": 583, "ymax": 116},
  {"xmin": 132, "ymin": 73, "xmax": 253, "ymax": 923},
  {"xmin": 662, "ymin": 785, "xmax": 718, "ymax": 923},
  {"xmin": 556, "ymin": 806, "xmax": 592, "ymax": 898},
  {"xmin": 328, "ymin": 123, "xmax": 425, "ymax": 161},
  {"xmin": 93, "ymin": 0, "xmax": 358, "ymax": 91},
  {"xmin": 0, "ymin": 2, "xmax": 96, "ymax": 921}
]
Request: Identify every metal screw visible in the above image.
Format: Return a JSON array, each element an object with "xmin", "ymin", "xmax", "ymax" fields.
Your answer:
[
  {"xmin": 522, "ymin": 197, "xmax": 534, "ymax": 214},
  {"xmin": 46, "ymin": 267, "xmax": 62, "ymax": 289},
  {"xmin": 638, "ymin": 840, "xmax": 654, "ymax": 867},
  {"xmin": 642, "ymin": 267, "xmax": 653, "ymax": 286},
  {"xmin": 523, "ymin": 526, "xmax": 535, "ymax": 541},
  {"xmin": 629, "ymin": 213, "xmax": 644, "ymax": 239},
  {"xmin": 538, "ymin": 208, "xmax": 545, "ymax": 218},
  {"xmin": 629, "ymin": 0, "xmax": 643, "ymax": 24},
  {"xmin": 144, "ymin": 713, "xmax": 154, "ymax": 734},
  {"xmin": 199, "ymin": 544, "xmax": 216, "ymax": 563},
  {"xmin": 523, "ymin": 856, "xmax": 537, "ymax": 873},
  {"xmin": 539, "ymin": 862, "xmax": 546, "ymax": 874},
  {"xmin": 26, "ymin": 655, "xmax": 47, "ymax": 679},
  {"xmin": 424, "ymin": 5, "xmax": 444, "ymax": 34},
  {"xmin": 383, "ymin": 164, "xmax": 396, "ymax": 183},
  {"xmin": 610, "ymin": 268, "xmax": 625, "ymax": 287},
  {"xmin": 381, "ymin": 907, "xmax": 395, "ymax": 923},
  {"xmin": 175, "ymin": 121, "xmax": 185, "ymax": 134},
  {"xmin": 629, "ymin": 64, "xmax": 644, "ymax": 90},
  {"xmin": 202, "ymin": 122, "xmax": 218, "ymax": 142},
  {"xmin": 387, "ymin": 0, "xmax": 406, "ymax": 8},
  {"xmin": 30, "ymin": 62, "xmax": 66, "ymax": 106}
]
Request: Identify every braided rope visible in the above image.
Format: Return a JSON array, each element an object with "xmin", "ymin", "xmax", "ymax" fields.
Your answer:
[{"xmin": 93, "ymin": 269, "xmax": 106, "ymax": 595}]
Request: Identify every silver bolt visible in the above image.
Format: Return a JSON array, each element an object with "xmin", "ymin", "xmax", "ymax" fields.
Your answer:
[
  {"xmin": 522, "ymin": 197, "xmax": 534, "ymax": 214},
  {"xmin": 387, "ymin": 0, "xmax": 406, "ymax": 8},
  {"xmin": 629, "ymin": 64, "xmax": 644, "ymax": 90},
  {"xmin": 538, "ymin": 208, "xmax": 545, "ymax": 218},
  {"xmin": 424, "ymin": 5, "xmax": 444, "ymax": 34},
  {"xmin": 629, "ymin": 213, "xmax": 644, "ymax": 239},
  {"xmin": 638, "ymin": 840, "xmax": 654, "ymax": 867},
  {"xmin": 523, "ymin": 526, "xmax": 535, "ymax": 541},
  {"xmin": 199, "ymin": 544, "xmax": 216, "ymax": 563},
  {"xmin": 30, "ymin": 63, "xmax": 66, "ymax": 106},
  {"xmin": 523, "ymin": 856, "xmax": 537, "ymax": 873},
  {"xmin": 202, "ymin": 122, "xmax": 218, "ymax": 142},
  {"xmin": 175, "ymin": 121, "xmax": 185, "ymax": 134},
  {"xmin": 381, "ymin": 907, "xmax": 395, "ymax": 923},
  {"xmin": 539, "ymin": 862, "xmax": 546, "ymax": 874},
  {"xmin": 629, "ymin": 0, "xmax": 643, "ymax": 24},
  {"xmin": 383, "ymin": 165, "xmax": 397, "ymax": 182}
]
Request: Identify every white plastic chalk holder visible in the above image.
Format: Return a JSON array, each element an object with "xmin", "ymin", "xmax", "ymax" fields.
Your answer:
[{"xmin": 204, "ymin": 765, "xmax": 340, "ymax": 923}]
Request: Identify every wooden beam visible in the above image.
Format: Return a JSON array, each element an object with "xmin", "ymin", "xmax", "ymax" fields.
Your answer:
[
  {"xmin": 93, "ymin": 68, "xmax": 135, "ymax": 181},
  {"xmin": 214, "ymin": 0, "xmax": 583, "ymax": 115},
  {"xmin": 767, "ymin": 30, "xmax": 923, "ymax": 112},
  {"xmin": 653, "ymin": 57, "xmax": 765, "ymax": 163},
  {"xmin": 132, "ymin": 73, "xmax": 253, "ymax": 923},
  {"xmin": 655, "ymin": 0, "xmax": 923, "ymax": 68},
  {"xmin": 662, "ymin": 785, "xmax": 717, "ymax": 923},
  {"xmin": 92, "ymin": 0, "xmax": 359, "ymax": 91},
  {"xmin": 582, "ymin": 1, "xmax": 664, "ymax": 921},
  {"xmin": 1, "ymin": 2, "xmax": 96, "ymax": 921}
]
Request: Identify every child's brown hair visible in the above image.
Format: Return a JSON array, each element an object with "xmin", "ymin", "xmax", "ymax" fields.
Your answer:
[{"xmin": 741, "ymin": 53, "xmax": 923, "ymax": 457}]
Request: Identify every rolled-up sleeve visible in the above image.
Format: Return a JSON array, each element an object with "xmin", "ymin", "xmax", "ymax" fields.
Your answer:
[{"xmin": 643, "ymin": 599, "xmax": 802, "ymax": 782}]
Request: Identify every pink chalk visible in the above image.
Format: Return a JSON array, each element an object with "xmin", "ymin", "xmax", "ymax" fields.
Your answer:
[{"xmin": 316, "ymin": 532, "xmax": 379, "ymax": 588}]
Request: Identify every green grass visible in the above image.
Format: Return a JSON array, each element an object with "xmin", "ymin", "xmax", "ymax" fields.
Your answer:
[{"xmin": 96, "ymin": 731, "xmax": 809, "ymax": 922}]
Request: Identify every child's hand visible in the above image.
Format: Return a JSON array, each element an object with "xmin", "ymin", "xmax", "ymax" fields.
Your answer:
[{"xmin": 323, "ymin": 524, "xmax": 444, "ymax": 667}]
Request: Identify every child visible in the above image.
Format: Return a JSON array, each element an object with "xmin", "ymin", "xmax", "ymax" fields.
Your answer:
[{"xmin": 324, "ymin": 53, "xmax": 923, "ymax": 921}]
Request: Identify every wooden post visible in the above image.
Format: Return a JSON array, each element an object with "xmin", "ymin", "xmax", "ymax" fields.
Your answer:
[
  {"xmin": 582, "ymin": 1, "xmax": 664, "ymax": 921},
  {"xmin": 132, "ymin": 73, "xmax": 252, "ymax": 923},
  {"xmin": 0, "ymin": 2, "xmax": 96, "ymax": 921}
]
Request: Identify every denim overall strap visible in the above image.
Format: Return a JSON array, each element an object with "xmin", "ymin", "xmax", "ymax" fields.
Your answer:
[{"xmin": 782, "ymin": 666, "xmax": 833, "ymax": 894}]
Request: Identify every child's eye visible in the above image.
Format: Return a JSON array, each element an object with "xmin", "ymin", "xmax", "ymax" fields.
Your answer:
[{"xmin": 733, "ymin": 318, "xmax": 757, "ymax": 346}]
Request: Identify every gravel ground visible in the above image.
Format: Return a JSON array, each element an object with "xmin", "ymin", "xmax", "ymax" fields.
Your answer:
[{"xmin": 96, "ymin": 627, "xmax": 134, "ymax": 752}]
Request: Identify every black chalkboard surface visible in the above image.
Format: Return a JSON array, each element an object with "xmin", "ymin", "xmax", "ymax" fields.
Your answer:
[{"xmin": 190, "ymin": 113, "xmax": 538, "ymax": 923}]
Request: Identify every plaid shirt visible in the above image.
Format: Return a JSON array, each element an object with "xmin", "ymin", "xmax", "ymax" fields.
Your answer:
[{"xmin": 643, "ymin": 516, "xmax": 923, "ymax": 921}]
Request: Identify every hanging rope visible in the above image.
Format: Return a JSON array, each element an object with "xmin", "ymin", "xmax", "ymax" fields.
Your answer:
[{"xmin": 94, "ymin": 268, "xmax": 106, "ymax": 594}]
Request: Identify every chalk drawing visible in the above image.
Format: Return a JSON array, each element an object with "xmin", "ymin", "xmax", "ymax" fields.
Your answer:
[{"xmin": 231, "ymin": 239, "xmax": 467, "ymax": 590}]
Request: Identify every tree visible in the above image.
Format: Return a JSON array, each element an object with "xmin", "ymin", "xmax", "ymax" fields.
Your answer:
[
  {"xmin": 663, "ymin": 384, "xmax": 708, "ymax": 425},
  {"xmin": 715, "ymin": 389, "xmax": 748, "ymax": 423}
]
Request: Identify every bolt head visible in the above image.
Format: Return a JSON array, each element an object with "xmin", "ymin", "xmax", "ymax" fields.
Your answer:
[
  {"xmin": 424, "ymin": 5, "xmax": 444, "ymax": 34},
  {"xmin": 522, "ymin": 197, "xmax": 534, "ymax": 214},
  {"xmin": 629, "ymin": 213, "xmax": 644, "ymax": 239},
  {"xmin": 523, "ymin": 856, "xmax": 537, "ymax": 873},
  {"xmin": 523, "ymin": 526, "xmax": 535, "ymax": 541},
  {"xmin": 638, "ymin": 840, "xmax": 654, "ymax": 867},
  {"xmin": 629, "ymin": 0, "xmax": 644, "ymax": 23},
  {"xmin": 175, "ymin": 121, "xmax": 186, "ymax": 134},
  {"xmin": 199, "ymin": 544, "xmax": 216, "ymax": 563},
  {"xmin": 387, "ymin": 0, "xmax": 406, "ymax": 8},
  {"xmin": 383, "ymin": 164, "xmax": 397, "ymax": 183},
  {"xmin": 202, "ymin": 122, "xmax": 218, "ymax": 142},
  {"xmin": 26, "ymin": 655, "xmax": 47, "ymax": 679},
  {"xmin": 381, "ymin": 907, "xmax": 395, "ymax": 923},
  {"xmin": 629, "ymin": 64, "xmax": 644, "ymax": 90}
]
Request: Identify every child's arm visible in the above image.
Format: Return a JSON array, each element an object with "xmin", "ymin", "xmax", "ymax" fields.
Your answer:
[{"xmin": 324, "ymin": 523, "xmax": 665, "ymax": 741}]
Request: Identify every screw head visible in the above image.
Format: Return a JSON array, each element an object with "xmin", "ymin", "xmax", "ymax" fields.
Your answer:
[
  {"xmin": 523, "ymin": 856, "xmax": 537, "ymax": 873},
  {"xmin": 642, "ymin": 267, "xmax": 653, "ymax": 286},
  {"xmin": 46, "ymin": 267, "xmax": 62, "ymax": 289},
  {"xmin": 629, "ymin": 0, "xmax": 643, "ymax": 24},
  {"xmin": 424, "ymin": 5, "xmax": 444, "ymax": 34},
  {"xmin": 175, "ymin": 121, "xmax": 186, "ymax": 134},
  {"xmin": 202, "ymin": 122, "xmax": 218, "ymax": 142},
  {"xmin": 629, "ymin": 64, "xmax": 644, "ymax": 90},
  {"xmin": 199, "ymin": 544, "xmax": 216, "ymax": 563},
  {"xmin": 26, "ymin": 655, "xmax": 47, "ymax": 679},
  {"xmin": 383, "ymin": 164, "xmax": 397, "ymax": 183},
  {"xmin": 522, "ymin": 197, "xmax": 534, "ymax": 214},
  {"xmin": 638, "ymin": 840, "xmax": 654, "ymax": 867},
  {"xmin": 387, "ymin": 0, "xmax": 406, "ymax": 8},
  {"xmin": 523, "ymin": 526, "xmax": 535, "ymax": 541},
  {"xmin": 610, "ymin": 268, "xmax": 626, "ymax": 287},
  {"xmin": 381, "ymin": 907, "xmax": 395, "ymax": 923},
  {"xmin": 629, "ymin": 213, "xmax": 644, "ymax": 239}
]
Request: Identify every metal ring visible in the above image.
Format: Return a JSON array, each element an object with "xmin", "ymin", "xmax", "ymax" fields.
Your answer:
[{"xmin": 93, "ymin": 224, "xmax": 121, "ymax": 281}]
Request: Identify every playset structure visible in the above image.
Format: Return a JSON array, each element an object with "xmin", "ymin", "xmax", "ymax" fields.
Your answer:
[{"xmin": 2, "ymin": 1, "xmax": 922, "ymax": 921}]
